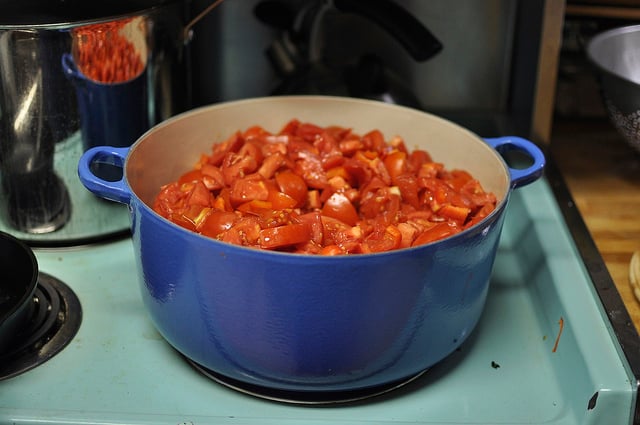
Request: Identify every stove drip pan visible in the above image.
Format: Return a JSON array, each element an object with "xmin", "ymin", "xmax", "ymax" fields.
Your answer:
[
  {"xmin": 0, "ymin": 272, "xmax": 82, "ymax": 380},
  {"xmin": 187, "ymin": 359, "xmax": 428, "ymax": 405}
]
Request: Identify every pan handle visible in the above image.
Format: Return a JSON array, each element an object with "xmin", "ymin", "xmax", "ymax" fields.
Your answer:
[
  {"xmin": 183, "ymin": 0, "xmax": 226, "ymax": 43},
  {"xmin": 77, "ymin": 146, "xmax": 132, "ymax": 204},
  {"xmin": 484, "ymin": 137, "xmax": 545, "ymax": 189}
]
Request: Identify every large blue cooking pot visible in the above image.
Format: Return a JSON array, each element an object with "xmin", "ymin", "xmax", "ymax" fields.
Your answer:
[{"xmin": 78, "ymin": 96, "xmax": 544, "ymax": 393}]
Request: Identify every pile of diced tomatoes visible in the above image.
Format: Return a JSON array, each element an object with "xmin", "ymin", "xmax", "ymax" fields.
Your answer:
[{"xmin": 153, "ymin": 119, "xmax": 497, "ymax": 255}]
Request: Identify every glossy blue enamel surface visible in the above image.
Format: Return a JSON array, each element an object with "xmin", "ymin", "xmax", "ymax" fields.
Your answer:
[{"xmin": 130, "ymin": 196, "xmax": 506, "ymax": 391}]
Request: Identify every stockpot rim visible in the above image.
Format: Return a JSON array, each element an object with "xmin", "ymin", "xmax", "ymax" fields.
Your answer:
[{"xmin": 0, "ymin": 0, "xmax": 183, "ymax": 30}]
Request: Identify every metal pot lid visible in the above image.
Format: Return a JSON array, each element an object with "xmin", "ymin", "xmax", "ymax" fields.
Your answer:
[{"xmin": 0, "ymin": 0, "xmax": 180, "ymax": 27}]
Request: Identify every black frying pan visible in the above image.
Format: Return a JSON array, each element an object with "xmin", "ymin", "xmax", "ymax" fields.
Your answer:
[{"xmin": 0, "ymin": 231, "xmax": 38, "ymax": 353}]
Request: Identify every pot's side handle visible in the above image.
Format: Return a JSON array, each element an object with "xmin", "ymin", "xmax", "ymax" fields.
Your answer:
[
  {"xmin": 484, "ymin": 137, "xmax": 546, "ymax": 189},
  {"xmin": 77, "ymin": 146, "xmax": 132, "ymax": 204}
]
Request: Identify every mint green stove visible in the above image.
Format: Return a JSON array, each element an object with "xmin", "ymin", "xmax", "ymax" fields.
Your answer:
[{"xmin": 0, "ymin": 166, "xmax": 638, "ymax": 424}]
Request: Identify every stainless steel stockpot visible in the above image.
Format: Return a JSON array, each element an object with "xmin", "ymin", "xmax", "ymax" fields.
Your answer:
[{"xmin": 0, "ymin": 0, "xmax": 213, "ymax": 244}]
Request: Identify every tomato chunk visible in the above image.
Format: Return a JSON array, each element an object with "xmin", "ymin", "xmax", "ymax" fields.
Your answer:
[{"xmin": 259, "ymin": 223, "xmax": 311, "ymax": 250}]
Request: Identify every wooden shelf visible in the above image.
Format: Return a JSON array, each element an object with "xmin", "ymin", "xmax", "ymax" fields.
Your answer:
[{"xmin": 566, "ymin": 4, "xmax": 640, "ymax": 19}]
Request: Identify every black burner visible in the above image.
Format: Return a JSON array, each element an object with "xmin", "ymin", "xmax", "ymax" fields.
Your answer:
[
  {"xmin": 188, "ymin": 359, "xmax": 428, "ymax": 405},
  {"xmin": 0, "ymin": 272, "xmax": 82, "ymax": 380}
]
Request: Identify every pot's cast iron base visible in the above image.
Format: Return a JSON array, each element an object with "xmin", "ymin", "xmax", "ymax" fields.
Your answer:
[{"xmin": 187, "ymin": 359, "xmax": 429, "ymax": 405}]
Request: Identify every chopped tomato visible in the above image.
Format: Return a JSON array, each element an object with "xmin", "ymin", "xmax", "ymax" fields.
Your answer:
[
  {"xmin": 259, "ymin": 223, "xmax": 311, "ymax": 250},
  {"xmin": 199, "ymin": 210, "xmax": 238, "ymax": 238},
  {"xmin": 229, "ymin": 175, "xmax": 269, "ymax": 206},
  {"xmin": 412, "ymin": 222, "xmax": 459, "ymax": 247},
  {"xmin": 383, "ymin": 150, "xmax": 408, "ymax": 181},
  {"xmin": 152, "ymin": 119, "xmax": 497, "ymax": 254},
  {"xmin": 363, "ymin": 225, "xmax": 402, "ymax": 253},
  {"xmin": 275, "ymin": 170, "xmax": 308, "ymax": 207},
  {"xmin": 437, "ymin": 204, "xmax": 471, "ymax": 224},
  {"xmin": 321, "ymin": 192, "xmax": 359, "ymax": 226}
]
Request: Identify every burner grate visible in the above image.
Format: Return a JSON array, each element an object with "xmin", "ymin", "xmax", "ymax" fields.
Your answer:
[{"xmin": 0, "ymin": 272, "xmax": 82, "ymax": 380}]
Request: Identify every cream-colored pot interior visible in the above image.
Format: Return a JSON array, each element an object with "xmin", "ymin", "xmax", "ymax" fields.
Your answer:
[{"xmin": 126, "ymin": 96, "xmax": 510, "ymax": 209}]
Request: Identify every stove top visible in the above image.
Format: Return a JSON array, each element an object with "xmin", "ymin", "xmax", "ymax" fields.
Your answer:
[{"xmin": 0, "ymin": 176, "xmax": 637, "ymax": 424}]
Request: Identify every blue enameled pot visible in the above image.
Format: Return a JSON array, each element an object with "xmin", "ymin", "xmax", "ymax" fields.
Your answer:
[{"xmin": 78, "ymin": 96, "xmax": 545, "ymax": 392}]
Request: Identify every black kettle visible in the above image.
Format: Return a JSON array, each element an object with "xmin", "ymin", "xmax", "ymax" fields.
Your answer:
[{"xmin": 256, "ymin": 0, "xmax": 443, "ymax": 108}]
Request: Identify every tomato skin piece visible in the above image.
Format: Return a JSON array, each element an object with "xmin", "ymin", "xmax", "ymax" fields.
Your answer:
[
  {"xmin": 259, "ymin": 223, "xmax": 311, "ymax": 250},
  {"xmin": 220, "ymin": 216, "xmax": 262, "ymax": 246},
  {"xmin": 437, "ymin": 204, "xmax": 471, "ymax": 225},
  {"xmin": 339, "ymin": 138, "xmax": 364, "ymax": 156},
  {"xmin": 199, "ymin": 210, "xmax": 238, "ymax": 238},
  {"xmin": 448, "ymin": 170, "xmax": 474, "ymax": 191},
  {"xmin": 394, "ymin": 174, "xmax": 421, "ymax": 209},
  {"xmin": 363, "ymin": 225, "xmax": 402, "ymax": 253},
  {"xmin": 209, "ymin": 132, "xmax": 244, "ymax": 166},
  {"xmin": 242, "ymin": 125, "xmax": 271, "ymax": 141},
  {"xmin": 397, "ymin": 222, "xmax": 419, "ymax": 248},
  {"xmin": 322, "ymin": 192, "xmax": 359, "ymax": 226},
  {"xmin": 178, "ymin": 169, "xmax": 204, "ymax": 185},
  {"xmin": 359, "ymin": 186, "xmax": 401, "ymax": 223},
  {"xmin": 275, "ymin": 170, "xmax": 308, "ymax": 207},
  {"xmin": 236, "ymin": 199, "xmax": 273, "ymax": 215},
  {"xmin": 296, "ymin": 122, "xmax": 325, "ymax": 142},
  {"xmin": 320, "ymin": 245, "xmax": 344, "ymax": 256},
  {"xmin": 229, "ymin": 176, "xmax": 270, "ymax": 207},
  {"xmin": 295, "ymin": 211, "xmax": 324, "ymax": 245},
  {"xmin": 186, "ymin": 181, "xmax": 213, "ymax": 207},
  {"xmin": 199, "ymin": 164, "xmax": 225, "ymax": 190},
  {"xmin": 154, "ymin": 182, "xmax": 187, "ymax": 217},
  {"xmin": 170, "ymin": 204, "xmax": 203, "ymax": 232},
  {"xmin": 362, "ymin": 129, "xmax": 386, "ymax": 152},
  {"xmin": 258, "ymin": 152, "xmax": 288, "ymax": 179},
  {"xmin": 412, "ymin": 222, "xmax": 459, "ymax": 247},
  {"xmin": 408, "ymin": 149, "xmax": 432, "ymax": 172},
  {"xmin": 267, "ymin": 190, "xmax": 298, "ymax": 210},
  {"xmin": 464, "ymin": 203, "xmax": 495, "ymax": 229},
  {"xmin": 294, "ymin": 156, "xmax": 328, "ymax": 189},
  {"xmin": 383, "ymin": 151, "xmax": 408, "ymax": 182},
  {"xmin": 321, "ymin": 216, "xmax": 362, "ymax": 252},
  {"xmin": 343, "ymin": 157, "xmax": 373, "ymax": 187}
]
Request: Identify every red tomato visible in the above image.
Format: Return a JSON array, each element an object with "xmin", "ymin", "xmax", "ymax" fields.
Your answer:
[
  {"xmin": 437, "ymin": 204, "xmax": 471, "ymax": 224},
  {"xmin": 209, "ymin": 132, "xmax": 244, "ymax": 166},
  {"xmin": 321, "ymin": 216, "xmax": 362, "ymax": 253},
  {"xmin": 361, "ymin": 129, "xmax": 386, "ymax": 152},
  {"xmin": 321, "ymin": 192, "xmax": 359, "ymax": 226},
  {"xmin": 186, "ymin": 181, "xmax": 213, "ymax": 207},
  {"xmin": 383, "ymin": 151, "xmax": 408, "ymax": 181},
  {"xmin": 295, "ymin": 211, "xmax": 324, "ymax": 245},
  {"xmin": 220, "ymin": 216, "xmax": 261, "ymax": 246},
  {"xmin": 199, "ymin": 210, "xmax": 238, "ymax": 238},
  {"xmin": 153, "ymin": 119, "xmax": 497, "ymax": 254},
  {"xmin": 200, "ymin": 164, "xmax": 225, "ymax": 191},
  {"xmin": 267, "ymin": 189, "xmax": 298, "ymax": 210},
  {"xmin": 295, "ymin": 122, "xmax": 325, "ymax": 142},
  {"xmin": 275, "ymin": 170, "xmax": 308, "ymax": 206},
  {"xmin": 178, "ymin": 169, "xmax": 204, "ymax": 185},
  {"xmin": 363, "ymin": 225, "xmax": 402, "ymax": 253},
  {"xmin": 412, "ymin": 222, "xmax": 459, "ymax": 247},
  {"xmin": 259, "ymin": 223, "xmax": 311, "ymax": 250},
  {"xmin": 229, "ymin": 175, "xmax": 269, "ymax": 206},
  {"xmin": 258, "ymin": 152, "xmax": 288, "ymax": 179}
]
